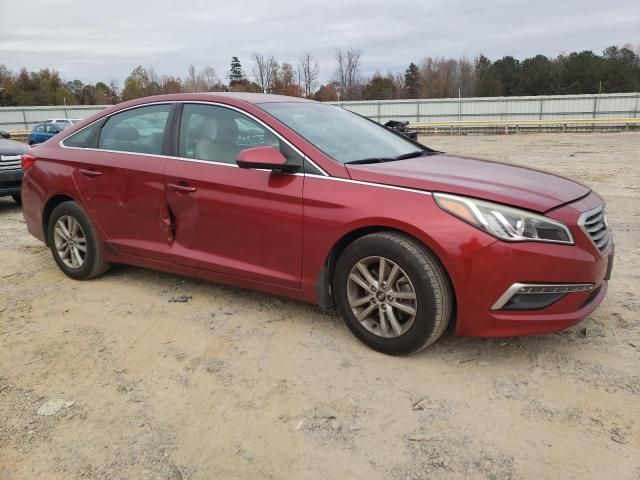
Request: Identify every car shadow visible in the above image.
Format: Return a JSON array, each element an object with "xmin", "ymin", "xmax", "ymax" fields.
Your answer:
[
  {"xmin": 0, "ymin": 197, "xmax": 21, "ymax": 213},
  {"xmin": 103, "ymin": 263, "xmax": 588, "ymax": 363}
]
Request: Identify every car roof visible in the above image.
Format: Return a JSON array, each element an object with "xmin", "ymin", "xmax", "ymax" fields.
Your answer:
[
  {"xmin": 60, "ymin": 93, "xmax": 319, "ymax": 137},
  {"xmin": 120, "ymin": 92, "xmax": 316, "ymax": 108},
  {"xmin": 188, "ymin": 92, "xmax": 314, "ymax": 104}
]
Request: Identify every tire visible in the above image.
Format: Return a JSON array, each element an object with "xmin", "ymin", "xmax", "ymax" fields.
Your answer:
[
  {"xmin": 47, "ymin": 201, "xmax": 110, "ymax": 280},
  {"xmin": 11, "ymin": 193, "xmax": 21, "ymax": 205},
  {"xmin": 333, "ymin": 232, "xmax": 452, "ymax": 355}
]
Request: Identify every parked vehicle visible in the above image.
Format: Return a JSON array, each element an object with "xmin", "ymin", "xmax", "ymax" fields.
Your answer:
[
  {"xmin": 384, "ymin": 120, "xmax": 418, "ymax": 140},
  {"xmin": 43, "ymin": 118, "xmax": 82, "ymax": 125},
  {"xmin": 28, "ymin": 122, "xmax": 68, "ymax": 145},
  {"xmin": 0, "ymin": 131, "xmax": 28, "ymax": 204},
  {"xmin": 20, "ymin": 93, "xmax": 613, "ymax": 354}
]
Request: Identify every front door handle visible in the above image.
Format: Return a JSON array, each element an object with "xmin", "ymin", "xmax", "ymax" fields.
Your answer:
[
  {"xmin": 79, "ymin": 168, "xmax": 103, "ymax": 178},
  {"xmin": 167, "ymin": 183, "xmax": 197, "ymax": 193}
]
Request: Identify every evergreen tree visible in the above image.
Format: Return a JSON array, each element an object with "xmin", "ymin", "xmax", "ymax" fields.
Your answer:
[
  {"xmin": 404, "ymin": 62, "xmax": 420, "ymax": 98},
  {"xmin": 229, "ymin": 57, "xmax": 244, "ymax": 83},
  {"xmin": 474, "ymin": 55, "xmax": 498, "ymax": 96}
]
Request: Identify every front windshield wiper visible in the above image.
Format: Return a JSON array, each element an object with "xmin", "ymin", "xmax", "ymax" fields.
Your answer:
[
  {"xmin": 393, "ymin": 150, "xmax": 432, "ymax": 160},
  {"xmin": 345, "ymin": 150, "xmax": 436, "ymax": 165},
  {"xmin": 344, "ymin": 157, "xmax": 393, "ymax": 165}
]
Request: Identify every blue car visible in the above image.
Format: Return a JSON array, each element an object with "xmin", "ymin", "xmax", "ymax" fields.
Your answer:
[{"xmin": 28, "ymin": 122, "xmax": 68, "ymax": 145}]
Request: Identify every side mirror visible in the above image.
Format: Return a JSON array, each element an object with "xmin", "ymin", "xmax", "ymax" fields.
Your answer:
[
  {"xmin": 236, "ymin": 146, "xmax": 299, "ymax": 172},
  {"xmin": 0, "ymin": 131, "xmax": 10, "ymax": 139}
]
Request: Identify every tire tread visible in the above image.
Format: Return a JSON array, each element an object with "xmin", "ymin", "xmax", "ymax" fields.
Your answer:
[
  {"xmin": 48, "ymin": 201, "xmax": 110, "ymax": 280},
  {"xmin": 335, "ymin": 231, "xmax": 453, "ymax": 354}
]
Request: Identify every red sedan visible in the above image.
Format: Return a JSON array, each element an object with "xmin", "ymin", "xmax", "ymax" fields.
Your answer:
[{"xmin": 20, "ymin": 93, "xmax": 613, "ymax": 354}]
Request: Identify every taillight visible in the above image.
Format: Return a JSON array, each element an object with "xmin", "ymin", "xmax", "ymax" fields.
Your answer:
[{"xmin": 21, "ymin": 154, "xmax": 36, "ymax": 170}]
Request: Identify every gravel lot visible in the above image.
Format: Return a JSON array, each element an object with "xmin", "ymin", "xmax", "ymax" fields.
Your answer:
[{"xmin": 1, "ymin": 132, "xmax": 639, "ymax": 479}]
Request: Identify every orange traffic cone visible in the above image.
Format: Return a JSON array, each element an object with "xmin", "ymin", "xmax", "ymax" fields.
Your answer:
[{"xmin": 504, "ymin": 126, "xmax": 509, "ymax": 135}]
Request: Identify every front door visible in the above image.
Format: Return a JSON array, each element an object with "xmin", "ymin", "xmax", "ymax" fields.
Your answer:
[{"xmin": 163, "ymin": 103, "xmax": 304, "ymax": 288}]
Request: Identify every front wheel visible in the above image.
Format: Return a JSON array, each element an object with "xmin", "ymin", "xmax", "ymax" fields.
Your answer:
[
  {"xmin": 334, "ymin": 232, "xmax": 453, "ymax": 355},
  {"xmin": 47, "ymin": 201, "xmax": 110, "ymax": 280}
]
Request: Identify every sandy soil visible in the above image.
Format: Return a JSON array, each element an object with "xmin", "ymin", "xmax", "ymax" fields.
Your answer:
[{"xmin": 1, "ymin": 132, "xmax": 639, "ymax": 479}]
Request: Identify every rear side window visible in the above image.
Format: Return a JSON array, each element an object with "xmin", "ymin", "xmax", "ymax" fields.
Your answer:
[
  {"xmin": 97, "ymin": 104, "xmax": 171, "ymax": 155},
  {"xmin": 62, "ymin": 123, "xmax": 100, "ymax": 148}
]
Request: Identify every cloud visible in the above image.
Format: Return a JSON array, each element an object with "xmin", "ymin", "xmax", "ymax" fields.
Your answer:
[{"xmin": 0, "ymin": 0, "xmax": 637, "ymax": 84}]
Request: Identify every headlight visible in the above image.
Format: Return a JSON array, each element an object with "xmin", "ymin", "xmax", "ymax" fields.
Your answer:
[{"xmin": 434, "ymin": 193, "xmax": 574, "ymax": 244}]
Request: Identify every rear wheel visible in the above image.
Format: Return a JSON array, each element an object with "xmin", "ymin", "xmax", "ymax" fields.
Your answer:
[
  {"xmin": 334, "ymin": 232, "xmax": 452, "ymax": 355},
  {"xmin": 47, "ymin": 201, "xmax": 110, "ymax": 280},
  {"xmin": 11, "ymin": 193, "xmax": 21, "ymax": 205}
]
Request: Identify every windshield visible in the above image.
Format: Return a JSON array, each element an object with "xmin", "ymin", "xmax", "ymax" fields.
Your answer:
[{"xmin": 259, "ymin": 102, "xmax": 425, "ymax": 164}]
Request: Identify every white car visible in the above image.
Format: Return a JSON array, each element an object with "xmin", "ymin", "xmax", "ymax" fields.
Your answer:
[{"xmin": 43, "ymin": 118, "xmax": 82, "ymax": 125}]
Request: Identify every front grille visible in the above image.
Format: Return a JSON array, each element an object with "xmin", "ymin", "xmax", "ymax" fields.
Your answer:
[
  {"xmin": 0, "ymin": 155, "xmax": 22, "ymax": 172},
  {"xmin": 579, "ymin": 205, "xmax": 611, "ymax": 254}
]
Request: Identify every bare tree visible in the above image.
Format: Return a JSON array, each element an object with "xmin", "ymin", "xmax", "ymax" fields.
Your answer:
[
  {"xmin": 184, "ymin": 64, "xmax": 200, "ymax": 92},
  {"xmin": 418, "ymin": 57, "xmax": 475, "ymax": 98},
  {"xmin": 278, "ymin": 62, "xmax": 299, "ymax": 96},
  {"xmin": 333, "ymin": 48, "xmax": 362, "ymax": 100},
  {"xmin": 252, "ymin": 54, "xmax": 277, "ymax": 93},
  {"xmin": 298, "ymin": 52, "xmax": 319, "ymax": 97},
  {"xmin": 200, "ymin": 66, "xmax": 221, "ymax": 91},
  {"xmin": 184, "ymin": 65, "xmax": 221, "ymax": 92}
]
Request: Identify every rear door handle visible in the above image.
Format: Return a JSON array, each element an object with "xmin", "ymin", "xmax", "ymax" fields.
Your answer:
[
  {"xmin": 167, "ymin": 183, "xmax": 197, "ymax": 193},
  {"xmin": 79, "ymin": 168, "xmax": 102, "ymax": 178}
]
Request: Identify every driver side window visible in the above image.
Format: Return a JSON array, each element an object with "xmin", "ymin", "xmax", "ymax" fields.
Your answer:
[{"xmin": 178, "ymin": 104, "xmax": 280, "ymax": 164}]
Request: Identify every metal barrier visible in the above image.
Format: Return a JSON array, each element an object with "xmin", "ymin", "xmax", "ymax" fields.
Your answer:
[
  {"xmin": 0, "ymin": 105, "xmax": 107, "ymax": 132},
  {"xmin": 410, "ymin": 117, "xmax": 640, "ymax": 135},
  {"xmin": 330, "ymin": 93, "xmax": 640, "ymax": 125},
  {"xmin": 5, "ymin": 130, "xmax": 30, "ymax": 143}
]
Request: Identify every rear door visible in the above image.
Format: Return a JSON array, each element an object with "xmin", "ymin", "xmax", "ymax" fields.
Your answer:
[
  {"xmin": 163, "ymin": 103, "xmax": 304, "ymax": 288},
  {"xmin": 68, "ymin": 103, "xmax": 173, "ymax": 259}
]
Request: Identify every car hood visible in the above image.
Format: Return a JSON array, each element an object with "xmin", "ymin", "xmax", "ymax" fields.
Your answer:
[
  {"xmin": 0, "ymin": 138, "xmax": 28, "ymax": 156},
  {"xmin": 345, "ymin": 154, "xmax": 591, "ymax": 212}
]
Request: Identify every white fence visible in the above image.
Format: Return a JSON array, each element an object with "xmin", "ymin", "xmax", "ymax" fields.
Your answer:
[
  {"xmin": 1, "ymin": 93, "xmax": 639, "ymax": 132},
  {"xmin": 328, "ymin": 92, "xmax": 640, "ymax": 124},
  {"xmin": 0, "ymin": 105, "xmax": 107, "ymax": 131}
]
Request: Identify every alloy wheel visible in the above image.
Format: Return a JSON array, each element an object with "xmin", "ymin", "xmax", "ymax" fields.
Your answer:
[
  {"xmin": 53, "ymin": 215, "xmax": 87, "ymax": 269},
  {"xmin": 346, "ymin": 256, "xmax": 418, "ymax": 338}
]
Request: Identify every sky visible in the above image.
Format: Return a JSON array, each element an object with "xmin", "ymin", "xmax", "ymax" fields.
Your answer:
[{"xmin": 1, "ymin": 0, "xmax": 638, "ymax": 86}]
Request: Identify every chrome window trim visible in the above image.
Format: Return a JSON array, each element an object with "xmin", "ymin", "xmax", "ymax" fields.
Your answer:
[
  {"xmin": 58, "ymin": 100, "xmax": 329, "ymax": 176},
  {"xmin": 578, "ymin": 204, "xmax": 612, "ymax": 256},
  {"xmin": 56, "ymin": 100, "xmax": 439, "ymax": 196},
  {"xmin": 491, "ymin": 282, "xmax": 595, "ymax": 310}
]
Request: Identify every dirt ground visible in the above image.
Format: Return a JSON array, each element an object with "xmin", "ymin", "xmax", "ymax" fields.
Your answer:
[{"xmin": 1, "ymin": 132, "xmax": 639, "ymax": 480}]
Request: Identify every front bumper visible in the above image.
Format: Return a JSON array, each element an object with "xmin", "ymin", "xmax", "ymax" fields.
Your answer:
[
  {"xmin": 0, "ymin": 168, "xmax": 23, "ymax": 196},
  {"xmin": 446, "ymin": 192, "xmax": 613, "ymax": 337}
]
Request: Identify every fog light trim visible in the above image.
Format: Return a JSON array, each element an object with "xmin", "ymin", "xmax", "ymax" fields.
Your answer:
[{"xmin": 491, "ymin": 283, "xmax": 594, "ymax": 310}]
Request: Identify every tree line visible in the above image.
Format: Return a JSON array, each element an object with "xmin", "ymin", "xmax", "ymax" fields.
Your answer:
[{"xmin": 0, "ymin": 44, "xmax": 638, "ymax": 107}]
